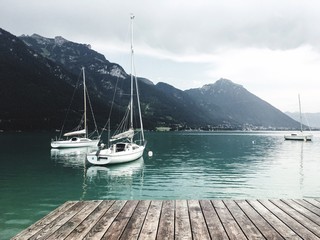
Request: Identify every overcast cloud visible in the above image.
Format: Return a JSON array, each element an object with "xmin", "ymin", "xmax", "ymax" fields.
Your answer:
[{"xmin": 1, "ymin": 0, "xmax": 320, "ymax": 112}]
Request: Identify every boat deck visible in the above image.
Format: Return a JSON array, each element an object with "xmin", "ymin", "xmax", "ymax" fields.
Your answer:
[{"xmin": 13, "ymin": 199, "xmax": 320, "ymax": 239}]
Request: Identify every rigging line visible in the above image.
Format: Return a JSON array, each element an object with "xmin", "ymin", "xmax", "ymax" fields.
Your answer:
[
  {"xmin": 100, "ymin": 69, "xmax": 121, "ymax": 138},
  {"xmin": 59, "ymin": 70, "xmax": 83, "ymax": 139},
  {"xmin": 85, "ymin": 87, "xmax": 99, "ymax": 136},
  {"xmin": 74, "ymin": 115, "xmax": 84, "ymax": 131},
  {"xmin": 303, "ymin": 112, "xmax": 312, "ymax": 131},
  {"xmin": 101, "ymin": 16, "xmax": 134, "ymax": 141},
  {"xmin": 114, "ymin": 104, "xmax": 130, "ymax": 136},
  {"xmin": 133, "ymin": 55, "xmax": 145, "ymax": 142}
]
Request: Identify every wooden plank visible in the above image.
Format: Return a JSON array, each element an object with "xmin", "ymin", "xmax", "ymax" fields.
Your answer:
[
  {"xmin": 83, "ymin": 200, "xmax": 127, "ymax": 239},
  {"xmin": 270, "ymin": 199, "xmax": 320, "ymax": 238},
  {"xmin": 248, "ymin": 200, "xmax": 300, "ymax": 239},
  {"xmin": 188, "ymin": 200, "xmax": 210, "ymax": 240},
  {"xmin": 12, "ymin": 199, "xmax": 320, "ymax": 240},
  {"xmin": 283, "ymin": 199, "xmax": 320, "ymax": 226},
  {"xmin": 175, "ymin": 200, "xmax": 192, "ymax": 240},
  {"xmin": 200, "ymin": 200, "xmax": 228, "ymax": 240},
  {"xmin": 157, "ymin": 200, "xmax": 175, "ymax": 240},
  {"xmin": 235, "ymin": 200, "xmax": 284, "ymax": 239},
  {"xmin": 304, "ymin": 198, "xmax": 320, "ymax": 210},
  {"xmin": 46, "ymin": 200, "xmax": 102, "ymax": 240},
  {"xmin": 212, "ymin": 200, "xmax": 247, "ymax": 240},
  {"xmin": 223, "ymin": 200, "xmax": 265, "ymax": 239},
  {"xmin": 101, "ymin": 200, "xmax": 139, "ymax": 240},
  {"xmin": 29, "ymin": 201, "xmax": 87, "ymax": 240},
  {"xmin": 139, "ymin": 200, "xmax": 162, "ymax": 240},
  {"xmin": 259, "ymin": 199, "xmax": 318, "ymax": 239},
  {"xmin": 65, "ymin": 200, "xmax": 115, "ymax": 240},
  {"xmin": 294, "ymin": 199, "xmax": 320, "ymax": 216},
  {"xmin": 12, "ymin": 201, "xmax": 77, "ymax": 240},
  {"xmin": 119, "ymin": 200, "xmax": 151, "ymax": 240}
]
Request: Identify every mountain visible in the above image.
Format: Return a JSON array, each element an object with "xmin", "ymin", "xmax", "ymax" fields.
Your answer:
[
  {"xmin": 20, "ymin": 34, "xmax": 213, "ymax": 130},
  {"xmin": 186, "ymin": 79, "xmax": 300, "ymax": 129},
  {"xmin": 286, "ymin": 112, "xmax": 320, "ymax": 129},
  {"xmin": 20, "ymin": 34, "xmax": 129, "ymax": 102},
  {"xmin": 0, "ymin": 28, "xmax": 302, "ymax": 131},
  {"xmin": 0, "ymin": 28, "xmax": 81, "ymax": 130},
  {"xmin": 154, "ymin": 82, "xmax": 213, "ymax": 127}
]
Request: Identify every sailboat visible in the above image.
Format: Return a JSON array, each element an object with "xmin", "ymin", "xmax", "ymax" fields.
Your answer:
[
  {"xmin": 86, "ymin": 14, "xmax": 146, "ymax": 165},
  {"xmin": 284, "ymin": 94, "xmax": 312, "ymax": 141},
  {"xmin": 51, "ymin": 67, "xmax": 100, "ymax": 148}
]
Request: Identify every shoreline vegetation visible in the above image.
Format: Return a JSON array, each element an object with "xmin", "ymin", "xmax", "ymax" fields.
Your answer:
[{"xmin": 0, "ymin": 127, "xmax": 319, "ymax": 134}]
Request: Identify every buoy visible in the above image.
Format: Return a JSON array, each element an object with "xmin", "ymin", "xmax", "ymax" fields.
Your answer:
[
  {"xmin": 148, "ymin": 151, "xmax": 153, "ymax": 157},
  {"xmin": 252, "ymin": 140, "xmax": 255, "ymax": 144}
]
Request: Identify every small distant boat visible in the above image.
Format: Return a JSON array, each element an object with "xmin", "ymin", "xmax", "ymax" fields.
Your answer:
[
  {"xmin": 284, "ymin": 94, "xmax": 312, "ymax": 141},
  {"xmin": 51, "ymin": 67, "xmax": 100, "ymax": 148},
  {"xmin": 87, "ymin": 14, "xmax": 146, "ymax": 165},
  {"xmin": 284, "ymin": 132, "xmax": 312, "ymax": 141}
]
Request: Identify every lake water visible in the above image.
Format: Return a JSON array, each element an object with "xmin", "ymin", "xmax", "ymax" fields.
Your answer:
[{"xmin": 1, "ymin": 131, "xmax": 320, "ymax": 239}]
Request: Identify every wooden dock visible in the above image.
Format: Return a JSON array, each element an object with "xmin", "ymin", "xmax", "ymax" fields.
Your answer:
[{"xmin": 13, "ymin": 199, "xmax": 320, "ymax": 239}]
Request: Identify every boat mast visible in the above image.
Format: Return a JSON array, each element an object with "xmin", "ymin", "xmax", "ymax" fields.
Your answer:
[
  {"xmin": 82, "ymin": 67, "xmax": 87, "ymax": 138},
  {"xmin": 130, "ymin": 14, "xmax": 134, "ymax": 142},
  {"xmin": 129, "ymin": 14, "xmax": 145, "ymax": 144},
  {"xmin": 298, "ymin": 94, "xmax": 302, "ymax": 132}
]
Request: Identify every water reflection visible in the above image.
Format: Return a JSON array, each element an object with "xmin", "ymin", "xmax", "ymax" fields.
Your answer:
[
  {"xmin": 281, "ymin": 140, "xmax": 306, "ymax": 191},
  {"xmin": 142, "ymin": 131, "xmax": 317, "ymax": 199},
  {"xmin": 299, "ymin": 142, "xmax": 304, "ymax": 190},
  {"xmin": 83, "ymin": 157, "xmax": 145, "ymax": 199},
  {"xmin": 50, "ymin": 147, "xmax": 97, "ymax": 168},
  {"xmin": 86, "ymin": 157, "xmax": 144, "ymax": 180},
  {"xmin": 48, "ymin": 131, "xmax": 319, "ymax": 200}
]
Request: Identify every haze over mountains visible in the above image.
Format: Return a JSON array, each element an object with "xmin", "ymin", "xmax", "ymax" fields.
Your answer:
[
  {"xmin": 285, "ymin": 112, "xmax": 320, "ymax": 129},
  {"xmin": 0, "ymin": 28, "xmax": 303, "ymax": 131}
]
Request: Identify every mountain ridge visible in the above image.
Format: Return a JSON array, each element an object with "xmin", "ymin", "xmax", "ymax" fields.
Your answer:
[
  {"xmin": 185, "ymin": 78, "xmax": 299, "ymax": 129},
  {"xmin": 0, "ymin": 28, "xmax": 301, "ymax": 131}
]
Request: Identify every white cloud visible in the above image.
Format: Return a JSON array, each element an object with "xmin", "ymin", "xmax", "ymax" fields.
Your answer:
[
  {"xmin": 2, "ymin": 0, "xmax": 320, "ymax": 112},
  {"xmin": 205, "ymin": 46, "xmax": 320, "ymax": 112}
]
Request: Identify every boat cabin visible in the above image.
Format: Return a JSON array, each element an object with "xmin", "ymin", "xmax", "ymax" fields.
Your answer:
[{"xmin": 116, "ymin": 143, "xmax": 126, "ymax": 152}]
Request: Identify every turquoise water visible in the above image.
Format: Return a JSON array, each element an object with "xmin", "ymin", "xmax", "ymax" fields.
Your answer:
[{"xmin": 1, "ymin": 131, "xmax": 320, "ymax": 239}]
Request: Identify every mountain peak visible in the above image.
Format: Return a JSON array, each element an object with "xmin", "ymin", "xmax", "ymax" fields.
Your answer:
[
  {"xmin": 214, "ymin": 78, "xmax": 243, "ymax": 88},
  {"xmin": 27, "ymin": 34, "xmax": 70, "ymax": 47},
  {"xmin": 217, "ymin": 78, "xmax": 233, "ymax": 83},
  {"xmin": 199, "ymin": 78, "xmax": 243, "ymax": 93},
  {"xmin": 54, "ymin": 36, "xmax": 68, "ymax": 45},
  {"xmin": 29, "ymin": 34, "xmax": 52, "ymax": 44}
]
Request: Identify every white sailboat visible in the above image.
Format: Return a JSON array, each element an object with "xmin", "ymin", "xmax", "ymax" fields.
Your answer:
[
  {"xmin": 86, "ymin": 14, "xmax": 146, "ymax": 165},
  {"xmin": 284, "ymin": 94, "xmax": 312, "ymax": 141},
  {"xmin": 51, "ymin": 67, "xmax": 100, "ymax": 148}
]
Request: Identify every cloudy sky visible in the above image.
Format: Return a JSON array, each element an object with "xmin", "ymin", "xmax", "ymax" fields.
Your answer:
[{"xmin": 1, "ymin": 0, "xmax": 320, "ymax": 113}]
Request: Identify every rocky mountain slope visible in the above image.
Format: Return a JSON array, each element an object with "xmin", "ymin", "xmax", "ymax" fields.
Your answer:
[
  {"xmin": 186, "ymin": 79, "xmax": 299, "ymax": 129},
  {"xmin": 0, "ymin": 28, "xmax": 301, "ymax": 131},
  {"xmin": 0, "ymin": 29, "xmax": 79, "ymax": 130}
]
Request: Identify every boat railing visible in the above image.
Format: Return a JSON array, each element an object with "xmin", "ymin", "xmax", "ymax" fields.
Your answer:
[{"xmin": 135, "ymin": 139, "xmax": 147, "ymax": 147}]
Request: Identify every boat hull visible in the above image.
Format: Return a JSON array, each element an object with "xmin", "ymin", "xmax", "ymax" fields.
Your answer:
[
  {"xmin": 87, "ymin": 144, "xmax": 145, "ymax": 165},
  {"xmin": 284, "ymin": 133, "xmax": 312, "ymax": 141},
  {"xmin": 51, "ymin": 138, "xmax": 99, "ymax": 148}
]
